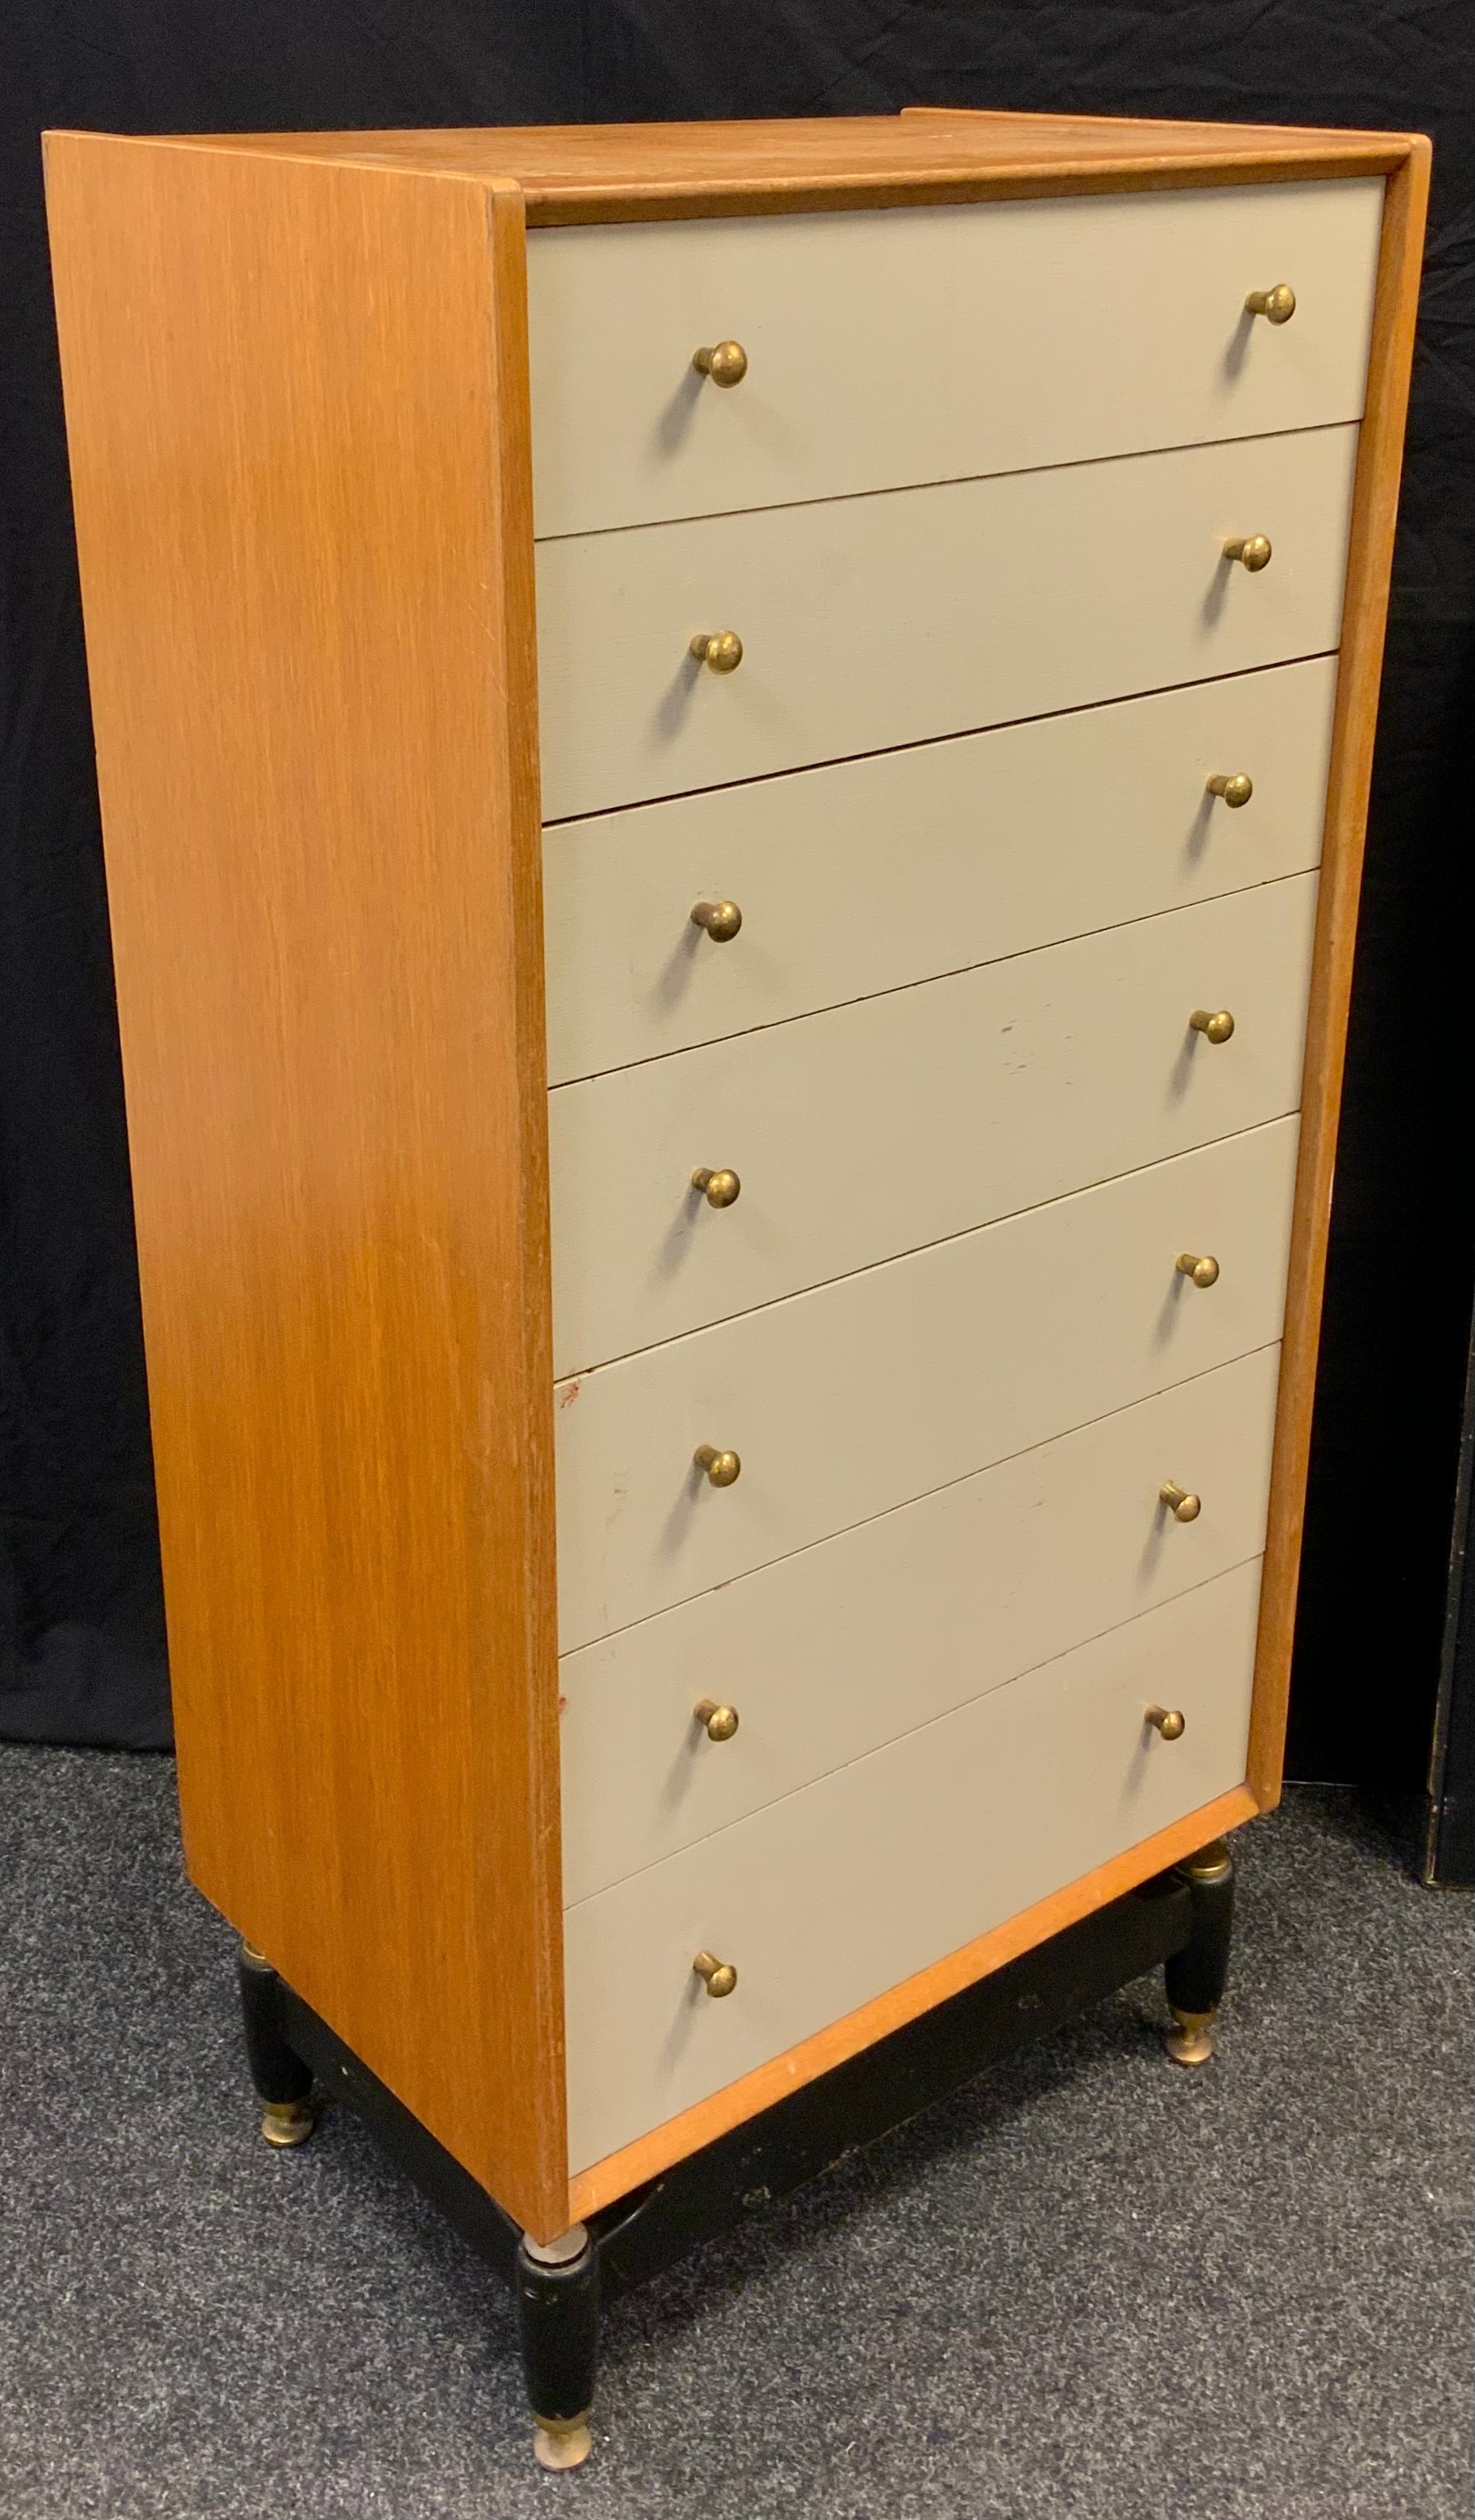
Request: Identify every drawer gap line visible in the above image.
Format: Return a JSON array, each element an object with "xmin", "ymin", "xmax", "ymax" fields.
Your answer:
[
  {"xmin": 547, "ymin": 865, "xmax": 1324, "ymax": 1092},
  {"xmin": 551, "ymin": 1111, "xmax": 1302, "ymax": 1383},
  {"xmin": 533, "ymin": 416, "xmax": 1364, "ymax": 549},
  {"xmin": 559, "ymin": 1341, "xmax": 1283, "ymax": 1663},
  {"xmin": 561, "ymin": 1552, "xmax": 1266, "ymax": 1912},
  {"xmin": 538, "ymin": 650, "xmax": 1341, "ymax": 829}
]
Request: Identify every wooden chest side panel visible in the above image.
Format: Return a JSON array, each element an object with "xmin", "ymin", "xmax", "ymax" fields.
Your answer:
[{"xmin": 44, "ymin": 136, "xmax": 566, "ymax": 2237}]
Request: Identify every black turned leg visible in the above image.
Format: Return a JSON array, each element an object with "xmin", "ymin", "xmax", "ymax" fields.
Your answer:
[
  {"xmin": 1163, "ymin": 1837, "xmax": 1236, "ymax": 2066},
  {"xmin": 516, "ymin": 2224, "xmax": 599, "ymax": 2471},
  {"xmin": 237, "ymin": 1941, "xmax": 316, "ymax": 2146}
]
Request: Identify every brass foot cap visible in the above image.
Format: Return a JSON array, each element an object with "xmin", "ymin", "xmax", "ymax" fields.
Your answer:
[
  {"xmin": 261, "ymin": 2097, "xmax": 315, "ymax": 2149},
  {"xmin": 533, "ymin": 2416, "xmax": 593, "ymax": 2472},
  {"xmin": 1164, "ymin": 2009, "xmax": 1218, "ymax": 2068}
]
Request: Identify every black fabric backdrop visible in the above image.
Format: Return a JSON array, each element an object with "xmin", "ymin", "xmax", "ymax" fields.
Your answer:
[{"xmin": 3, "ymin": 4, "xmax": 1473, "ymax": 1770}]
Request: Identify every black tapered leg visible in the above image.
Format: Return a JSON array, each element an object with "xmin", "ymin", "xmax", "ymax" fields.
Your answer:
[
  {"xmin": 1163, "ymin": 1837, "xmax": 1236, "ymax": 2066},
  {"xmin": 516, "ymin": 2225, "xmax": 599, "ymax": 2470},
  {"xmin": 237, "ymin": 1941, "xmax": 316, "ymax": 2146}
]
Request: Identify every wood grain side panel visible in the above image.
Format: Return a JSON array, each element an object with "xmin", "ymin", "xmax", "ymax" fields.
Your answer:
[
  {"xmin": 44, "ymin": 138, "xmax": 566, "ymax": 2237},
  {"xmin": 1246, "ymin": 143, "xmax": 1431, "ymax": 1808},
  {"xmin": 567, "ymin": 1781, "xmax": 1259, "ymax": 2219}
]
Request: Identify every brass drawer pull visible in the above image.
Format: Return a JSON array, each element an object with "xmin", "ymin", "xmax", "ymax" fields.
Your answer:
[
  {"xmin": 1146, "ymin": 1704, "xmax": 1187, "ymax": 1740},
  {"xmin": 690, "ymin": 898, "xmax": 743, "ymax": 943},
  {"xmin": 1223, "ymin": 533, "xmax": 1272, "ymax": 573},
  {"xmin": 1206, "ymin": 771, "xmax": 1253, "ymax": 808},
  {"xmin": 1176, "ymin": 1251, "xmax": 1220, "ymax": 1289},
  {"xmin": 1245, "ymin": 283, "xmax": 1296, "ymax": 324},
  {"xmin": 692, "ymin": 340, "xmax": 748, "ymax": 387},
  {"xmin": 1189, "ymin": 1007, "xmax": 1236, "ymax": 1044},
  {"xmin": 692, "ymin": 1950, "xmax": 738, "ymax": 1997},
  {"xmin": 1160, "ymin": 1480, "xmax": 1201, "ymax": 1524},
  {"xmin": 694, "ymin": 1697, "xmax": 740, "ymax": 1742},
  {"xmin": 694, "ymin": 1444, "xmax": 741, "ymax": 1487},
  {"xmin": 691, "ymin": 1166, "xmax": 740, "ymax": 1209},
  {"xmin": 691, "ymin": 630, "xmax": 744, "ymax": 674}
]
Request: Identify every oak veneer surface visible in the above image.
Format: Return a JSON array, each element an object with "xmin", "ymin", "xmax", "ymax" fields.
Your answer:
[
  {"xmin": 43, "ymin": 133, "xmax": 567, "ymax": 2239},
  {"xmin": 135, "ymin": 114, "xmax": 1414, "ymax": 222}
]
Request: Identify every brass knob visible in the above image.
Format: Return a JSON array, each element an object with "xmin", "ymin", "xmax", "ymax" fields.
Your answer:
[
  {"xmin": 691, "ymin": 630, "xmax": 744, "ymax": 674},
  {"xmin": 1189, "ymin": 1008, "xmax": 1236, "ymax": 1044},
  {"xmin": 694, "ymin": 1444, "xmax": 741, "ymax": 1487},
  {"xmin": 1160, "ymin": 1480, "xmax": 1201, "ymax": 1524},
  {"xmin": 691, "ymin": 1166, "xmax": 740, "ymax": 1209},
  {"xmin": 690, "ymin": 898, "xmax": 743, "ymax": 943},
  {"xmin": 692, "ymin": 340, "xmax": 748, "ymax": 387},
  {"xmin": 1207, "ymin": 771, "xmax": 1253, "ymax": 808},
  {"xmin": 692, "ymin": 1949, "xmax": 738, "ymax": 1997},
  {"xmin": 694, "ymin": 1697, "xmax": 740, "ymax": 1742},
  {"xmin": 1245, "ymin": 283, "xmax": 1296, "ymax": 324},
  {"xmin": 1146, "ymin": 1705, "xmax": 1187, "ymax": 1740},
  {"xmin": 1176, "ymin": 1251, "xmax": 1220, "ymax": 1289},
  {"xmin": 1223, "ymin": 533, "xmax": 1272, "ymax": 572}
]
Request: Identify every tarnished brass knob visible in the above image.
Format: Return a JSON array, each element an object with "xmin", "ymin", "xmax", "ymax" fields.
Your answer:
[
  {"xmin": 1160, "ymin": 1480, "xmax": 1201, "ymax": 1524},
  {"xmin": 1245, "ymin": 283, "xmax": 1297, "ymax": 324},
  {"xmin": 692, "ymin": 1949, "xmax": 738, "ymax": 1996},
  {"xmin": 1190, "ymin": 1007, "xmax": 1236, "ymax": 1044},
  {"xmin": 694, "ymin": 1697, "xmax": 740, "ymax": 1742},
  {"xmin": 694, "ymin": 1444, "xmax": 741, "ymax": 1487},
  {"xmin": 691, "ymin": 898, "xmax": 743, "ymax": 942},
  {"xmin": 1176, "ymin": 1251, "xmax": 1220, "ymax": 1289},
  {"xmin": 1224, "ymin": 533, "xmax": 1272, "ymax": 572},
  {"xmin": 691, "ymin": 630, "xmax": 744, "ymax": 674},
  {"xmin": 1207, "ymin": 771, "xmax": 1253, "ymax": 808},
  {"xmin": 691, "ymin": 1166, "xmax": 741, "ymax": 1208},
  {"xmin": 692, "ymin": 340, "xmax": 748, "ymax": 387},
  {"xmin": 1146, "ymin": 1704, "xmax": 1187, "ymax": 1740}
]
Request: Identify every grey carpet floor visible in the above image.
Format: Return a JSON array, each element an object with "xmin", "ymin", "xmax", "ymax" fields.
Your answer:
[{"xmin": 0, "ymin": 1750, "xmax": 1468, "ymax": 2520}]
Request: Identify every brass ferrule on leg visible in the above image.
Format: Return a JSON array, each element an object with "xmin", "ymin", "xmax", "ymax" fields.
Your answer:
[
  {"xmin": 1163, "ymin": 2006, "xmax": 1218, "ymax": 2068},
  {"xmin": 533, "ymin": 2414, "xmax": 593, "ymax": 2472},
  {"xmin": 260, "ymin": 2096, "xmax": 315, "ymax": 2148}
]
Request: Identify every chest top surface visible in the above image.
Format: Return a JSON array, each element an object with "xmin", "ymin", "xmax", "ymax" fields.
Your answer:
[{"xmin": 53, "ymin": 108, "xmax": 1418, "ymax": 222}]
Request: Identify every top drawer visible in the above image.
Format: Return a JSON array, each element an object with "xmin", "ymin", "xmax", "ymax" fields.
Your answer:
[{"xmin": 527, "ymin": 181, "xmax": 1382, "ymax": 538}]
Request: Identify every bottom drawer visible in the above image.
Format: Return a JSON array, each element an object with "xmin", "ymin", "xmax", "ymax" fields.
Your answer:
[{"xmin": 564, "ymin": 1558, "xmax": 1261, "ymax": 2172}]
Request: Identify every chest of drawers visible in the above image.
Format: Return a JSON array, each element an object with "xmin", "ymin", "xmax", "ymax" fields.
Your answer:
[{"xmin": 46, "ymin": 107, "xmax": 1427, "ymax": 2466}]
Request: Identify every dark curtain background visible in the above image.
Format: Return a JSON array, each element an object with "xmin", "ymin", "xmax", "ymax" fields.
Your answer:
[{"xmin": 3, "ymin": 4, "xmax": 1473, "ymax": 1767}]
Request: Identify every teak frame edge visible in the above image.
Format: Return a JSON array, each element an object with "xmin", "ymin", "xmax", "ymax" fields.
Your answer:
[
  {"xmin": 44, "ymin": 138, "xmax": 568, "ymax": 2240},
  {"xmin": 1246, "ymin": 135, "xmax": 1430, "ymax": 1804},
  {"xmin": 568, "ymin": 1783, "xmax": 1259, "ymax": 2219}
]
